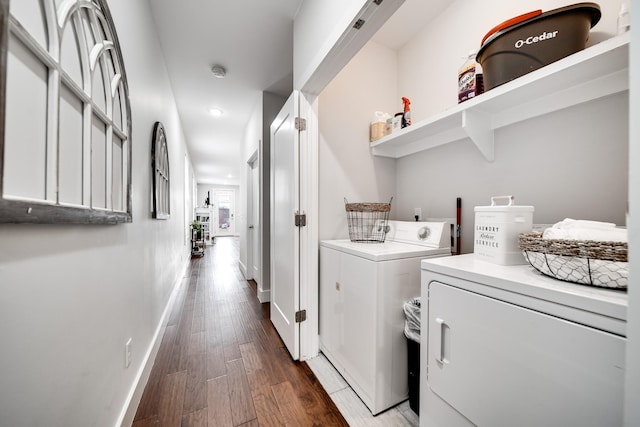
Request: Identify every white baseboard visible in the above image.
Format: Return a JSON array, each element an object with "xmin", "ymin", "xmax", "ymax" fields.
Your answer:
[
  {"xmin": 258, "ymin": 287, "xmax": 271, "ymax": 303},
  {"xmin": 116, "ymin": 257, "xmax": 189, "ymax": 427},
  {"xmin": 238, "ymin": 260, "xmax": 248, "ymax": 279}
]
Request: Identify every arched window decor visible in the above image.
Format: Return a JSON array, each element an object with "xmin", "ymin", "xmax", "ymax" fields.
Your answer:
[
  {"xmin": 0, "ymin": 0, "xmax": 132, "ymax": 224},
  {"xmin": 152, "ymin": 122, "xmax": 170, "ymax": 219}
]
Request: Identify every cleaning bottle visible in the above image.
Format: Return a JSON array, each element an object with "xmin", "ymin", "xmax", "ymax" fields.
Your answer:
[
  {"xmin": 401, "ymin": 97, "xmax": 412, "ymax": 128},
  {"xmin": 458, "ymin": 49, "xmax": 481, "ymax": 103}
]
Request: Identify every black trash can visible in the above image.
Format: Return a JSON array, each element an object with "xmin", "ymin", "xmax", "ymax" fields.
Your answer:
[{"xmin": 403, "ymin": 297, "xmax": 421, "ymax": 415}]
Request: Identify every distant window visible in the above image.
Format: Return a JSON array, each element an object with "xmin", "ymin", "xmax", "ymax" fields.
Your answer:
[
  {"xmin": 152, "ymin": 122, "xmax": 170, "ymax": 219},
  {"xmin": 0, "ymin": 0, "xmax": 132, "ymax": 224}
]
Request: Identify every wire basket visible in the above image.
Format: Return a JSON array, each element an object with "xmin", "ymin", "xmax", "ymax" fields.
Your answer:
[
  {"xmin": 345, "ymin": 197, "xmax": 392, "ymax": 243},
  {"xmin": 519, "ymin": 232, "xmax": 628, "ymax": 289}
]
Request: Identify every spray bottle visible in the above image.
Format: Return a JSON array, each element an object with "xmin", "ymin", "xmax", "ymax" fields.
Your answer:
[{"xmin": 401, "ymin": 97, "xmax": 412, "ymax": 128}]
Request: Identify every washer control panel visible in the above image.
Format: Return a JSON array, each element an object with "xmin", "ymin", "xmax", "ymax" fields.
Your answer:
[{"xmin": 387, "ymin": 220, "xmax": 451, "ymax": 248}]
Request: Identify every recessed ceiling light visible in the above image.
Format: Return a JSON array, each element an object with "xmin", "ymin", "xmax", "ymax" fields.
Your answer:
[
  {"xmin": 211, "ymin": 65, "xmax": 226, "ymax": 78},
  {"xmin": 227, "ymin": 174, "xmax": 233, "ymax": 179},
  {"xmin": 209, "ymin": 107, "xmax": 223, "ymax": 116}
]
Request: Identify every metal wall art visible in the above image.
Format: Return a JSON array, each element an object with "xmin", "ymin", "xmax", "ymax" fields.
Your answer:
[
  {"xmin": 0, "ymin": 0, "xmax": 132, "ymax": 224},
  {"xmin": 151, "ymin": 121, "xmax": 170, "ymax": 219}
]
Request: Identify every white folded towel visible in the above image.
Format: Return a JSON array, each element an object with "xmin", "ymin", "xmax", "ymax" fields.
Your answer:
[
  {"xmin": 550, "ymin": 218, "xmax": 616, "ymax": 230},
  {"xmin": 542, "ymin": 218, "xmax": 627, "ymax": 242}
]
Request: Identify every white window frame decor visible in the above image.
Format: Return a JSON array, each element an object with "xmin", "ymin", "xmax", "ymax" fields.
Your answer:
[
  {"xmin": 0, "ymin": 0, "xmax": 132, "ymax": 224},
  {"xmin": 151, "ymin": 121, "xmax": 170, "ymax": 219}
]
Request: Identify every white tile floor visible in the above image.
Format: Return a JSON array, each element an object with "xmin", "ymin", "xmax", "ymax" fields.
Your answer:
[{"xmin": 306, "ymin": 353, "xmax": 419, "ymax": 427}]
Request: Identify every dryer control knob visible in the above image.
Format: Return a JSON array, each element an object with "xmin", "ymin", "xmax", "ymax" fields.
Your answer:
[{"xmin": 418, "ymin": 227, "xmax": 430, "ymax": 240}]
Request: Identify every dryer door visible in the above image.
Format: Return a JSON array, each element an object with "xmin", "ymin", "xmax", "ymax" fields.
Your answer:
[{"xmin": 427, "ymin": 281, "xmax": 625, "ymax": 427}]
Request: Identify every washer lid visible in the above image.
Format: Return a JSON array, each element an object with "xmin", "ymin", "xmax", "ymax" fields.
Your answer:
[
  {"xmin": 321, "ymin": 220, "xmax": 452, "ymax": 261},
  {"xmin": 320, "ymin": 239, "xmax": 451, "ymax": 262}
]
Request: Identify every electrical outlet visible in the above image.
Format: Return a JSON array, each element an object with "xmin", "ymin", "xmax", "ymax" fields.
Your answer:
[
  {"xmin": 125, "ymin": 338, "xmax": 132, "ymax": 368},
  {"xmin": 414, "ymin": 208, "xmax": 422, "ymax": 220}
]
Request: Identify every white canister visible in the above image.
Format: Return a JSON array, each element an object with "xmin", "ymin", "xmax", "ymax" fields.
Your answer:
[{"xmin": 474, "ymin": 196, "xmax": 534, "ymax": 265}]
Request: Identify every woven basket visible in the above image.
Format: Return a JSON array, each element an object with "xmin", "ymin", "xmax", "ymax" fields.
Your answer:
[
  {"xmin": 345, "ymin": 198, "xmax": 392, "ymax": 243},
  {"xmin": 518, "ymin": 232, "xmax": 628, "ymax": 289}
]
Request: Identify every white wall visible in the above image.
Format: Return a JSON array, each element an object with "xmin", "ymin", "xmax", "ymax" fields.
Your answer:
[
  {"xmin": 318, "ymin": 41, "xmax": 398, "ymax": 240},
  {"xmin": 197, "ymin": 184, "xmax": 240, "ymax": 236},
  {"xmin": 260, "ymin": 92, "xmax": 287, "ymax": 293},
  {"xmin": 396, "ymin": 92, "xmax": 628, "ymax": 253},
  {"xmin": 197, "ymin": 185, "xmax": 239, "ymax": 208},
  {"xmin": 0, "ymin": 1, "xmax": 194, "ymax": 426},
  {"xmin": 294, "ymin": 0, "xmax": 406, "ymax": 95},
  {"xmin": 294, "ymin": 0, "xmax": 368, "ymax": 89},
  {"xmin": 197, "ymin": 184, "xmax": 240, "ymax": 210},
  {"xmin": 239, "ymin": 101, "xmax": 263, "ymax": 279},
  {"xmin": 392, "ymin": 0, "xmax": 628, "ymax": 254},
  {"xmin": 237, "ymin": 92, "xmax": 286, "ymax": 295},
  {"xmin": 398, "ymin": 0, "xmax": 623, "ymax": 121},
  {"xmin": 317, "ymin": 0, "xmax": 629, "ymax": 244}
]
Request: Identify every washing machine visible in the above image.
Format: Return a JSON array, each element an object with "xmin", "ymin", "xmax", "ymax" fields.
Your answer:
[{"xmin": 319, "ymin": 220, "xmax": 452, "ymax": 415}]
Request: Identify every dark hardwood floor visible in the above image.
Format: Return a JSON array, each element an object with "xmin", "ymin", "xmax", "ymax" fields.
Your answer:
[{"xmin": 132, "ymin": 237, "xmax": 348, "ymax": 427}]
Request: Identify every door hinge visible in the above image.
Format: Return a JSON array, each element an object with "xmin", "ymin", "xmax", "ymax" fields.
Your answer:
[
  {"xmin": 295, "ymin": 310, "xmax": 307, "ymax": 323},
  {"xmin": 294, "ymin": 211, "xmax": 306, "ymax": 227},
  {"xmin": 295, "ymin": 117, "xmax": 306, "ymax": 131}
]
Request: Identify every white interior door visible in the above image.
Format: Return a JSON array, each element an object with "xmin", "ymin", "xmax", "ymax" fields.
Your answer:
[
  {"xmin": 250, "ymin": 159, "xmax": 260, "ymax": 282},
  {"xmin": 270, "ymin": 91, "xmax": 300, "ymax": 360},
  {"xmin": 214, "ymin": 189, "xmax": 235, "ymax": 236}
]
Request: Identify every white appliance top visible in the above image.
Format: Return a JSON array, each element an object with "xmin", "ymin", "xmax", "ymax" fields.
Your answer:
[
  {"xmin": 320, "ymin": 220, "xmax": 452, "ymax": 262},
  {"xmin": 421, "ymin": 254, "xmax": 628, "ymax": 335}
]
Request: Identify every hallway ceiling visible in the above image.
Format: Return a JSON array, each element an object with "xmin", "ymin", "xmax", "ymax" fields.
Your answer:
[
  {"xmin": 148, "ymin": 0, "xmax": 302, "ymax": 186},
  {"xmin": 148, "ymin": 0, "xmax": 445, "ymax": 186}
]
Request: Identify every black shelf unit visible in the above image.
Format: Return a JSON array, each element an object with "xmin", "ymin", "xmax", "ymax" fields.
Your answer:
[{"xmin": 191, "ymin": 226, "xmax": 205, "ymax": 257}]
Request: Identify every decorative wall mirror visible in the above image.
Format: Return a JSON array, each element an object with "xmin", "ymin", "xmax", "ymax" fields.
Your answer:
[
  {"xmin": 0, "ymin": 0, "xmax": 132, "ymax": 224},
  {"xmin": 151, "ymin": 121, "xmax": 170, "ymax": 219}
]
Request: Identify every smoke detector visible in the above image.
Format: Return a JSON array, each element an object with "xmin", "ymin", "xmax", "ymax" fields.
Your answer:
[{"xmin": 211, "ymin": 65, "xmax": 226, "ymax": 78}]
